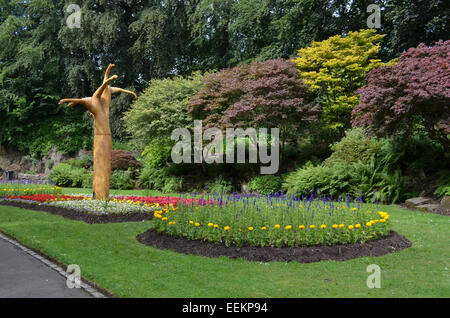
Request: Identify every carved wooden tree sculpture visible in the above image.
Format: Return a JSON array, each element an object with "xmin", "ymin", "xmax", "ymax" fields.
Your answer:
[{"xmin": 59, "ymin": 64, "xmax": 137, "ymax": 200}]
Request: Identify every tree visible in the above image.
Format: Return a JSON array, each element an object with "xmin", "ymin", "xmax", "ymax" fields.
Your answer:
[
  {"xmin": 58, "ymin": 0, "xmax": 196, "ymax": 139},
  {"xmin": 351, "ymin": 40, "xmax": 450, "ymax": 151},
  {"xmin": 293, "ymin": 29, "xmax": 386, "ymax": 136},
  {"xmin": 0, "ymin": 0, "xmax": 93, "ymax": 156},
  {"xmin": 188, "ymin": 58, "xmax": 319, "ymax": 155},
  {"xmin": 123, "ymin": 71, "xmax": 208, "ymax": 149}
]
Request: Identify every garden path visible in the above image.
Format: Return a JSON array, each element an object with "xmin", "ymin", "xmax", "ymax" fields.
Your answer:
[{"xmin": 0, "ymin": 237, "xmax": 90, "ymax": 298}]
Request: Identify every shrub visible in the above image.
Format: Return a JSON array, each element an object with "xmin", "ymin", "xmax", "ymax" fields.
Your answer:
[
  {"xmin": 434, "ymin": 171, "xmax": 450, "ymax": 198},
  {"xmin": 138, "ymin": 165, "xmax": 183, "ymax": 192},
  {"xmin": 153, "ymin": 195, "xmax": 392, "ymax": 247},
  {"xmin": 325, "ymin": 128, "xmax": 384, "ymax": 166},
  {"xmin": 205, "ymin": 176, "xmax": 233, "ymax": 195},
  {"xmin": 49, "ymin": 163, "xmax": 90, "ymax": 187},
  {"xmin": 247, "ymin": 175, "xmax": 283, "ymax": 195},
  {"xmin": 283, "ymin": 159, "xmax": 403, "ymax": 203},
  {"xmin": 141, "ymin": 140, "xmax": 173, "ymax": 169},
  {"xmin": 110, "ymin": 170, "xmax": 134, "ymax": 190},
  {"xmin": 352, "ymin": 40, "xmax": 450, "ymax": 151},
  {"xmin": 124, "ymin": 71, "xmax": 208, "ymax": 148},
  {"xmin": 63, "ymin": 159, "xmax": 87, "ymax": 169}
]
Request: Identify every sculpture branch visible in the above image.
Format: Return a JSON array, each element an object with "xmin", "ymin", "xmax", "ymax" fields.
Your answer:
[{"xmin": 110, "ymin": 87, "xmax": 138, "ymax": 99}]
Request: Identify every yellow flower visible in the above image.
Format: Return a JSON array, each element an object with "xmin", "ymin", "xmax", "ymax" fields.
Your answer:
[
  {"xmin": 248, "ymin": 226, "xmax": 254, "ymax": 231},
  {"xmin": 348, "ymin": 225, "xmax": 354, "ymax": 230},
  {"xmin": 310, "ymin": 225, "xmax": 315, "ymax": 229},
  {"xmin": 274, "ymin": 224, "xmax": 281, "ymax": 229},
  {"xmin": 320, "ymin": 224, "xmax": 326, "ymax": 229},
  {"xmin": 154, "ymin": 214, "xmax": 162, "ymax": 219},
  {"xmin": 379, "ymin": 218, "xmax": 386, "ymax": 223},
  {"xmin": 162, "ymin": 217, "xmax": 168, "ymax": 221},
  {"xmin": 224, "ymin": 226, "xmax": 231, "ymax": 231},
  {"xmin": 299, "ymin": 225, "xmax": 305, "ymax": 230},
  {"xmin": 208, "ymin": 223, "xmax": 214, "ymax": 227},
  {"xmin": 214, "ymin": 224, "xmax": 219, "ymax": 228},
  {"xmin": 261, "ymin": 226, "xmax": 267, "ymax": 230},
  {"xmin": 351, "ymin": 207, "xmax": 357, "ymax": 211},
  {"xmin": 339, "ymin": 224, "xmax": 345, "ymax": 228},
  {"xmin": 355, "ymin": 224, "xmax": 361, "ymax": 228},
  {"xmin": 285, "ymin": 225, "xmax": 292, "ymax": 230},
  {"xmin": 194, "ymin": 222, "xmax": 200, "ymax": 227},
  {"xmin": 332, "ymin": 224, "xmax": 338, "ymax": 229},
  {"xmin": 189, "ymin": 220, "xmax": 194, "ymax": 224},
  {"xmin": 366, "ymin": 222, "xmax": 372, "ymax": 227}
]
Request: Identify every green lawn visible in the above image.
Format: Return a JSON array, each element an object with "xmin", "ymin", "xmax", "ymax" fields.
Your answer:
[{"xmin": 0, "ymin": 191, "xmax": 449, "ymax": 297}]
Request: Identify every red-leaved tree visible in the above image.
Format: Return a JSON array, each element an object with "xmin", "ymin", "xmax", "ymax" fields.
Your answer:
[
  {"xmin": 351, "ymin": 40, "xmax": 450, "ymax": 150},
  {"xmin": 188, "ymin": 58, "xmax": 320, "ymax": 154}
]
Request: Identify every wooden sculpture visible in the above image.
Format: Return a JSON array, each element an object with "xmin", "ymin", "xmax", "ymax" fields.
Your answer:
[{"xmin": 59, "ymin": 64, "xmax": 137, "ymax": 200}]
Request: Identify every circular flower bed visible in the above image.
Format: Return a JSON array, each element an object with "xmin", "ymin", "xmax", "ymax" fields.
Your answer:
[{"xmin": 152, "ymin": 194, "xmax": 392, "ymax": 248}]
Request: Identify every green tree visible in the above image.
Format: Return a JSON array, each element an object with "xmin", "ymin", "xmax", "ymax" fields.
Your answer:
[
  {"xmin": 293, "ymin": 29, "xmax": 386, "ymax": 136},
  {"xmin": 123, "ymin": 71, "xmax": 209, "ymax": 149}
]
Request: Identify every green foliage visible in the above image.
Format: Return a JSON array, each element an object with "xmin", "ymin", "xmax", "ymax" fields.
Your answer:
[
  {"xmin": 49, "ymin": 163, "xmax": 91, "ymax": 188},
  {"xmin": 205, "ymin": 176, "xmax": 233, "ymax": 195},
  {"xmin": 248, "ymin": 175, "xmax": 283, "ymax": 195},
  {"xmin": 283, "ymin": 160, "xmax": 403, "ymax": 203},
  {"xmin": 124, "ymin": 71, "xmax": 208, "ymax": 149},
  {"xmin": 325, "ymin": 128, "xmax": 384, "ymax": 166},
  {"xmin": 294, "ymin": 29, "xmax": 385, "ymax": 134},
  {"xmin": 141, "ymin": 140, "xmax": 173, "ymax": 169},
  {"xmin": 434, "ymin": 171, "xmax": 450, "ymax": 198},
  {"xmin": 63, "ymin": 159, "xmax": 87, "ymax": 169},
  {"xmin": 283, "ymin": 129, "xmax": 408, "ymax": 203},
  {"xmin": 138, "ymin": 165, "xmax": 183, "ymax": 193},
  {"xmin": 110, "ymin": 171, "xmax": 134, "ymax": 190}
]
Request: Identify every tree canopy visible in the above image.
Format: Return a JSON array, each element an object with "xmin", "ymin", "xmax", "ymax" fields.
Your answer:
[{"xmin": 351, "ymin": 40, "xmax": 450, "ymax": 151}]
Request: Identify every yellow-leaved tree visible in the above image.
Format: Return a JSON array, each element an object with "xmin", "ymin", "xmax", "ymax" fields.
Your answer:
[{"xmin": 293, "ymin": 29, "xmax": 388, "ymax": 136}]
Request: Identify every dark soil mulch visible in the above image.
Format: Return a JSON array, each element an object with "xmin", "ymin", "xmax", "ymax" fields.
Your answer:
[
  {"xmin": 0, "ymin": 200, "xmax": 153, "ymax": 224},
  {"xmin": 136, "ymin": 228, "xmax": 412, "ymax": 263}
]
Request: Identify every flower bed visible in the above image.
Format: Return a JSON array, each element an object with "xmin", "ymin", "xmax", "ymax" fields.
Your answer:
[
  {"xmin": 152, "ymin": 194, "xmax": 392, "ymax": 247},
  {"xmin": 0, "ymin": 181, "xmax": 62, "ymax": 197},
  {"xmin": 3, "ymin": 194, "xmax": 158, "ymax": 215},
  {"xmin": 47, "ymin": 198, "xmax": 157, "ymax": 215},
  {"xmin": 6, "ymin": 194, "xmax": 86, "ymax": 203}
]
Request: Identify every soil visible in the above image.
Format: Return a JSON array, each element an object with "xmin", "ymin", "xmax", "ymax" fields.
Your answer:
[
  {"xmin": 0, "ymin": 200, "xmax": 153, "ymax": 224},
  {"xmin": 136, "ymin": 228, "xmax": 412, "ymax": 263}
]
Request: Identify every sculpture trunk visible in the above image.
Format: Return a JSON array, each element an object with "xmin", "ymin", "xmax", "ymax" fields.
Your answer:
[{"xmin": 93, "ymin": 130, "xmax": 112, "ymax": 200}]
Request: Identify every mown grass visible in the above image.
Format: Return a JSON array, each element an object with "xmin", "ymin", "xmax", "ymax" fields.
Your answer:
[{"xmin": 0, "ymin": 189, "xmax": 449, "ymax": 297}]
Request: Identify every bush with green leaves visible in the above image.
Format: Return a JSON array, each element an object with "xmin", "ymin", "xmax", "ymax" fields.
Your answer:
[
  {"xmin": 123, "ymin": 71, "xmax": 209, "ymax": 149},
  {"xmin": 283, "ymin": 129, "xmax": 405, "ymax": 203},
  {"xmin": 63, "ymin": 159, "xmax": 87, "ymax": 169},
  {"xmin": 49, "ymin": 163, "xmax": 91, "ymax": 188},
  {"xmin": 205, "ymin": 176, "xmax": 233, "ymax": 195},
  {"xmin": 325, "ymin": 128, "xmax": 384, "ymax": 166},
  {"xmin": 434, "ymin": 171, "xmax": 450, "ymax": 197},
  {"xmin": 141, "ymin": 140, "xmax": 173, "ymax": 169},
  {"xmin": 247, "ymin": 175, "xmax": 283, "ymax": 195},
  {"xmin": 138, "ymin": 165, "xmax": 183, "ymax": 193},
  {"xmin": 283, "ymin": 160, "xmax": 403, "ymax": 203},
  {"xmin": 110, "ymin": 170, "xmax": 134, "ymax": 190}
]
